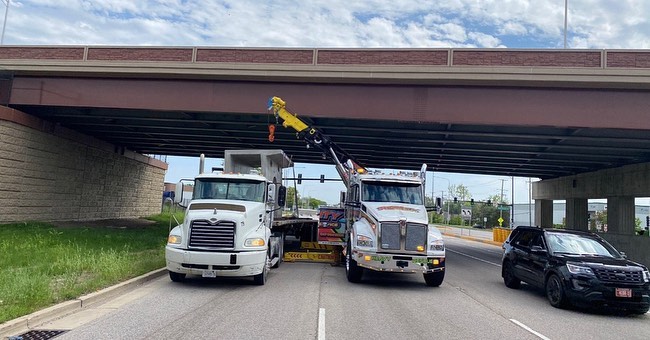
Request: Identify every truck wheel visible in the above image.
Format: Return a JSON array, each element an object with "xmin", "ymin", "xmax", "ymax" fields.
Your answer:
[
  {"xmin": 272, "ymin": 232, "xmax": 284, "ymax": 269},
  {"xmin": 169, "ymin": 270, "xmax": 186, "ymax": 282},
  {"xmin": 253, "ymin": 252, "xmax": 270, "ymax": 285},
  {"xmin": 423, "ymin": 271, "xmax": 445, "ymax": 287},
  {"xmin": 345, "ymin": 240, "xmax": 363, "ymax": 283}
]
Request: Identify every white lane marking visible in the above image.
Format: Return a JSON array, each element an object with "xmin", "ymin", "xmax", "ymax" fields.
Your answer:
[
  {"xmin": 318, "ymin": 308, "xmax": 326, "ymax": 340},
  {"xmin": 444, "ymin": 237, "xmax": 504, "ymax": 256},
  {"xmin": 447, "ymin": 248, "xmax": 502, "ymax": 267},
  {"xmin": 509, "ymin": 319, "xmax": 551, "ymax": 340}
]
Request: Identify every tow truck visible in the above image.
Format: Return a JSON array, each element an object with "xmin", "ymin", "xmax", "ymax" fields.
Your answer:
[{"xmin": 268, "ymin": 97, "xmax": 446, "ymax": 286}]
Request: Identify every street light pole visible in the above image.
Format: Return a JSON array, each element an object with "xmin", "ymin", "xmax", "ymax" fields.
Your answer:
[
  {"xmin": 528, "ymin": 178, "xmax": 533, "ymax": 226},
  {"xmin": 1, "ymin": 0, "xmax": 10, "ymax": 45},
  {"xmin": 564, "ymin": 0, "xmax": 569, "ymax": 49}
]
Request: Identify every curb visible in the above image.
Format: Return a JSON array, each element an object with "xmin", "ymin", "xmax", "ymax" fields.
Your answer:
[
  {"xmin": 0, "ymin": 268, "xmax": 167, "ymax": 338},
  {"xmin": 441, "ymin": 232, "xmax": 504, "ymax": 247}
]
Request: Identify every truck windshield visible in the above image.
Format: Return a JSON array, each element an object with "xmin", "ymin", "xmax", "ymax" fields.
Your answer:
[
  {"xmin": 362, "ymin": 181, "xmax": 423, "ymax": 205},
  {"xmin": 193, "ymin": 179, "xmax": 265, "ymax": 202}
]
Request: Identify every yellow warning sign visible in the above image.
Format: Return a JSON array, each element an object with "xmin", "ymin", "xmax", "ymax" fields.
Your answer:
[{"xmin": 284, "ymin": 251, "xmax": 339, "ymax": 263}]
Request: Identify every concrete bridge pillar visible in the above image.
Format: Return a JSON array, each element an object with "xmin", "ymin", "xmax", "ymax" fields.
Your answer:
[
  {"xmin": 607, "ymin": 196, "xmax": 636, "ymax": 235},
  {"xmin": 535, "ymin": 199, "xmax": 554, "ymax": 227},
  {"xmin": 566, "ymin": 198, "xmax": 589, "ymax": 231}
]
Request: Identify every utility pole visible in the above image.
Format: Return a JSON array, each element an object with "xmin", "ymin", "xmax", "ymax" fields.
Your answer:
[
  {"xmin": 499, "ymin": 179, "xmax": 505, "ymax": 221},
  {"xmin": 1, "ymin": 0, "xmax": 10, "ymax": 45},
  {"xmin": 431, "ymin": 172, "xmax": 434, "ymax": 206},
  {"xmin": 528, "ymin": 177, "xmax": 533, "ymax": 226},
  {"xmin": 511, "ymin": 176, "xmax": 515, "ymax": 229},
  {"xmin": 564, "ymin": 0, "xmax": 569, "ymax": 49}
]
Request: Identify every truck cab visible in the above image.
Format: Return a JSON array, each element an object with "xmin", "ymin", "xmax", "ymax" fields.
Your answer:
[
  {"xmin": 344, "ymin": 169, "xmax": 446, "ymax": 286},
  {"xmin": 165, "ymin": 150, "xmax": 288, "ymax": 285}
]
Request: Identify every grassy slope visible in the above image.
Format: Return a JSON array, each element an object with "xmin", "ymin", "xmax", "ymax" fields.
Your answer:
[{"xmin": 0, "ymin": 212, "xmax": 182, "ymax": 324}]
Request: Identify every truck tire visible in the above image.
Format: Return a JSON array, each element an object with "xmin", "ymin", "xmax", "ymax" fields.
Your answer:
[
  {"xmin": 253, "ymin": 252, "xmax": 270, "ymax": 285},
  {"xmin": 169, "ymin": 270, "xmax": 186, "ymax": 282},
  {"xmin": 345, "ymin": 240, "xmax": 363, "ymax": 283},
  {"xmin": 272, "ymin": 232, "xmax": 284, "ymax": 269},
  {"xmin": 423, "ymin": 271, "xmax": 445, "ymax": 287}
]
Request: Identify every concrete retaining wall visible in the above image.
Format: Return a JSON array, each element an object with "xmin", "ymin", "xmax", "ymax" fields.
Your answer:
[{"xmin": 0, "ymin": 107, "xmax": 167, "ymax": 223}]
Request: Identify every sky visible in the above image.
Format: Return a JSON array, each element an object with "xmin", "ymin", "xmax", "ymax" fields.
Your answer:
[{"xmin": 3, "ymin": 0, "xmax": 650, "ymax": 205}]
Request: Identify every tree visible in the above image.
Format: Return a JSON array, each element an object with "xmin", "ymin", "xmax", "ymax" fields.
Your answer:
[
  {"xmin": 308, "ymin": 197, "xmax": 326, "ymax": 209},
  {"xmin": 449, "ymin": 184, "xmax": 472, "ymax": 201},
  {"xmin": 286, "ymin": 187, "xmax": 299, "ymax": 209}
]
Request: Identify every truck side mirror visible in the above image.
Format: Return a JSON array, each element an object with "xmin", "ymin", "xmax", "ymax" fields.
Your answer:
[
  {"xmin": 277, "ymin": 185, "xmax": 286, "ymax": 207},
  {"xmin": 174, "ymin": 182, "xmax": 184, "ymax": 204},
  {"xmin": 174, "ymin": 179, "xmax": 194, "ymax": 208},
  {"xmin": 267, "ymin": 183, "xmax": 277, "ymax": 204}
]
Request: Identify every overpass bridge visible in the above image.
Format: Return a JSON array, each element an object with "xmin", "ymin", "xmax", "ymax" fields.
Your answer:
[{"xmin": 1, "ymin": 46, "xmax": 649, "ymax": 263}]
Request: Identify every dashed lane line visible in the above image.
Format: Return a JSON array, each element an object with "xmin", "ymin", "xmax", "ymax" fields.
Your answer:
[
  {"xmin": 318, "ymin": 308, "xmax": 326, "ymax": 340},
  {"xmin": 510, "ymin": 319, "xmax": 551, "ymax": 340}
]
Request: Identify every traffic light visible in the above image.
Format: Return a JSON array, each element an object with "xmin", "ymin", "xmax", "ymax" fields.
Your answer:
[
  {"xmin": 297, "ymin": 173, "xmax": 302, "ymax": 184},
  {"xmin": 486, "ymin": 199, "xmax": 491, "ymax": 205},
  {"xmin": 646, "ymin": 216, "xmax": 649, "ymax": 227},
  {"xmin": 320, "ymin": 174, "xmax": 325, "ymax": 183},
  {"xmin": 470, "ymin": 199, "xmax": 474, "ymax": 205},
  {"xmin": 435, "ymin": 197, "xmax": 442, "ymax": 208},
  {"xmin": 453, "ymin": 197, "xmax": 457, "ymax": 203}
]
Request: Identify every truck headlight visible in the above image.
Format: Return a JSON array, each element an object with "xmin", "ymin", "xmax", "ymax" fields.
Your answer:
[
  {"xmin": 429, "ymin": 239, "xmax": 444, "ymax": 251},
  {"xmin": 245, "ymin": 238, "xmax": 265, "ymax": 247},
  {"xmin": 168, "ymin": 235, "xmax": 182, "ymax": 245},
  {"xmin": 566, "ymin": 263, "xmax": 594, "ymax": 275},
  {"xmin": 356, "ymin": 235, "xmax": 373, "ymax": 247},
  {"xmin": 643, "ymin": 269, "xmax": 650, "ymax": 282}
]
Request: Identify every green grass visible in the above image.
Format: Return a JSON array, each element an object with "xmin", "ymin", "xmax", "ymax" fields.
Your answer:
[{"xmin": 0, "ymin": 212, "xmax": 184, "ymax": 324}]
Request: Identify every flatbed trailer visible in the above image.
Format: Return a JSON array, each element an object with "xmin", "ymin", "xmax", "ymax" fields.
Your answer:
[{"xmin": 272, "ymin": 216, "xmax": 341, "ymax": 264}]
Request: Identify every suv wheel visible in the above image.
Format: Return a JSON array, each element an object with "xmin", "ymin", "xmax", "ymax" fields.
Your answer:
[
  {"xmin": 546, "ymin": 274, "xmax": 569, "ymax": 308},
  {"xmin": 502, "ymin": 260, "xmax": 521, "ymax": 289}
]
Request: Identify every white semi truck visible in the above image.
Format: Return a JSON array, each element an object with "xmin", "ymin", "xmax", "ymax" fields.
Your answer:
[
  {"xmin": 268, "ymin": 97, "xmax": 446, "ymax": 286},
  {"xmin": 165, "ymin": 149, "xmax": 315, "ymax": 285}
]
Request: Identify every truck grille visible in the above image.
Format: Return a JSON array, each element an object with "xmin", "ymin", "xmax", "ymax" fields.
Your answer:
[
  {"xmin": 593, "ymin": 267, "xmax": 643, "ymax": 284},
  {"xmin": 380, "ymin": 222, "xmax": 427, "ymax": 252},
  {"xmin": 189, "ymin": 220, "xmax": 236, "ymax": 249}
]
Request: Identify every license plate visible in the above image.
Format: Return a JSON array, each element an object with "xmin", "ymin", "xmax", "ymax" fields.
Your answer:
[
  {"xmin": 615, "ymin": 288, "xmax": 632, "ymax": 298},
  {"xmin": 202, "ymin": 270, "xmax": 217, "ymax": 278}
]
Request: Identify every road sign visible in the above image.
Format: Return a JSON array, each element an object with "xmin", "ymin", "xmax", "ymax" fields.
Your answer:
[
  {"xmin": 497, "ymin": 205, "xmax": 509, "ymax": 211},
  {"xmin": 498, "ymin": 217, "xmax": 504, "ymax": 226}
]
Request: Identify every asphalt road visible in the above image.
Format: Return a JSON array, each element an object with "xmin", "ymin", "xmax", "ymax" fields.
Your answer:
[{"xmin": 33, "ymin": 235, "xmax": 649, "ymax": 340}]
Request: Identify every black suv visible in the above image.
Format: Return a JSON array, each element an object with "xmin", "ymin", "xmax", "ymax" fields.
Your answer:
[{"xmin": 502, "ymin": 226, "xmax": 650, "ymax": 314}]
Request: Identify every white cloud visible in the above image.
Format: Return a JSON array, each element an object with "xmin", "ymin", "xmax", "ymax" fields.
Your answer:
[
  {"xmin": 1, "ymin": 1, "xmax": 648, "ymax": 48},
  {"xmin": 468, "ymin": 31, "xmax": 504, "ymax": 48}
]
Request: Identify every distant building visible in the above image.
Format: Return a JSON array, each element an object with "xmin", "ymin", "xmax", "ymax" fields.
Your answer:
[{"xmin": 512, "ymin": 202, "xmax": 650, "ymax": 228}]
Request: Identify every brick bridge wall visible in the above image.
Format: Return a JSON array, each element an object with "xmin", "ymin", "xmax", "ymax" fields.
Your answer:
[
  {"xmin": 0, "ymin": 106, "xmax": 167, "ymax": 223},
  {"xmin": 1, "ymin": 46, "xmax": 649, "ymax": 68}
]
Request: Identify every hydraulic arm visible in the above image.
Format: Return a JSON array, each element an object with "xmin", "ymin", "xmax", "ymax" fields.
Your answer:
[{"xmin": 267, "ymin": 96, "xmax": 365, "ymax": 187}]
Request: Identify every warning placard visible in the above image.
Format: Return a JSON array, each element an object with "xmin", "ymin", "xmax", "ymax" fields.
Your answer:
[{"xmin": 283, "ymin": 251, "xmax": 339, "ymax": 263}]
